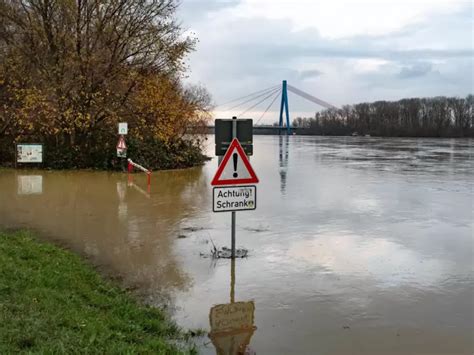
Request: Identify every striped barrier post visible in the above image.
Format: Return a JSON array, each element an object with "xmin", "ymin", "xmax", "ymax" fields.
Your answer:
[{"xmin": 127, "ymin": 159, "xmax": 151, "ymax": 191}]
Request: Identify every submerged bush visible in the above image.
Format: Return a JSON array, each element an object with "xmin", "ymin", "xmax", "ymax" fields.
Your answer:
[
  {"xmin": 0, "ymin": 136, "xmax": 207, "ymax": 170},
  {"xmin": 0, "ymin": 1, "xmax": 212, "ymax": 170}
]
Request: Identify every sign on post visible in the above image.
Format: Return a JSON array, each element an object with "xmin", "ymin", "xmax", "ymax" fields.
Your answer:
[
  {"xmin": 215, "ymin": 119, "xmax": 253, "ymax": 156},
  {"xmin": 213, "ymin": 186, "xmax": 256, "ymax": 212},
  {"xmin": 211, "ymin": 139, "xmax": 258, "ymax": 186},
  {"xmin": 212, "ymin": 117, "xmax": 258, "ymax": 259},
  {"xmin": 117, "ymin": 135, "xmax": 127, "ymax": 158},
  {"xmin": 16, "ymin": 143, "xmax": 43, "ymax": 163},
  {"xmin": 118, "ymin": 122, "xmax": 128, "ymax": 135}
]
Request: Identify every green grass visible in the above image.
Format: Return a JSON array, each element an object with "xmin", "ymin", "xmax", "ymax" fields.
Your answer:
[{"xmin": 0, "ymin": 230, "xmax": 197, "ymax": 354}]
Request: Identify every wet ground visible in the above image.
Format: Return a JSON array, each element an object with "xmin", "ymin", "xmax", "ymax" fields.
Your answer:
[{"xmin": 0, "ymin": 136, "xmax": 473, "ymax": 354}]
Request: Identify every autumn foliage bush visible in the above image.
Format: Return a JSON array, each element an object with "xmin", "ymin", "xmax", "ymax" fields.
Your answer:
[{"xmin": 0, "ymin": 0, "xmax": 211, "ymax": 169}]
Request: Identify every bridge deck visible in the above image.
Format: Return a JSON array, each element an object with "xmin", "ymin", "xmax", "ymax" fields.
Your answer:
[{"xmin": 205, "ymin": 126, "xmax": 298, "ymax": 135}]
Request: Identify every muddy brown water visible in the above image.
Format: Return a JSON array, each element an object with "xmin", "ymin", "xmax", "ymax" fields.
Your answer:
[{"xmin": 1, "ymin": 136, "xmax": 473, "ymax": 354}]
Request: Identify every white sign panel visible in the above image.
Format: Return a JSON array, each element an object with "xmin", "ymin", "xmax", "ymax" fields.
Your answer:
[
  {"xmin": 118, "ymin": 122, "xmax": 128, "ymax": 135},
  {"xmin": 17, "ymin": 144, "xmax": 43, "ymax": 163},
  {"xmin": 213, "ymin": 185, "xmax": 256, "ymax": 212},
  {"xmin": 17, "ymin": 175, "xmax": 43, "ymax": 195}
]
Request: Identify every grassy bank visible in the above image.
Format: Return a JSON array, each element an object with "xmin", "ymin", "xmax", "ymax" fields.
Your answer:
[{"xmin": 0, "ymin": 230, "xmax": 196, "ymax": 354}]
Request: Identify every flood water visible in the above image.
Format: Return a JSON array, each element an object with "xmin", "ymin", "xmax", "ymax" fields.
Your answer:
[{"xmin": 1, "ymin": 136, "xmax": 473, "ymax": 354}]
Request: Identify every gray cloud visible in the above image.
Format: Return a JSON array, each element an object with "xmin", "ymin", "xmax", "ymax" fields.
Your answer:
[
  {"xmin": 177, "ymin": 0, "xmax": 241, "ymax": 27},
  {"xmin": 262, "ymin": 44, "xmax": 474, "ymax": 61},
  {"xmin": 398, "ymin": 63, "xmax": 433, "ymax": 79},
  {"xmin": 179, "ymin": 1, "xmax": 473, "ymax": 118},
  {"xmin": 299, "ymin": 69, "xmax": 323, "ymax": 80}
]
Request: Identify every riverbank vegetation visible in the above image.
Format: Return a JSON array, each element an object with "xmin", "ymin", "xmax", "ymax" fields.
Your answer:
[
  {"xmin": 0, "ymin": 0, "xmax": 211, "ymax": 169},
  {"xmin": 0, "ymin": 229, "xmax": 197, "ymax": 354},
  {"xmin": 292, "ymin": 95, "xmax": 474, "ymax": 137}
]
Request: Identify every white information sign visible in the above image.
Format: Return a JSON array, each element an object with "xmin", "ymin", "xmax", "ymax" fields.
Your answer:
[
  {"xmin": 118, "ymin": 122, "xmax": 128, "ymax": 135},
  {"xmin": 213, "ymin": 185, "xmax": 256, "ymax": 212},
  {"xmin": 17, "ymin": 144, "xmax": 43, "ymax": 163}
]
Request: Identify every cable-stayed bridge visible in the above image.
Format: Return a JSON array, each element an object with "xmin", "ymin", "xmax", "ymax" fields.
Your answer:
[{"xmin": 214, "ymin": 80, "xmax": 337, "ymax": 134}]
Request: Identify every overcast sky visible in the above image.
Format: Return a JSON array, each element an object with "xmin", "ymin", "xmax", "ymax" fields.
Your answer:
[{"xmin": 178, "ymin": 0, "xmax": 473, "ymax": 122}]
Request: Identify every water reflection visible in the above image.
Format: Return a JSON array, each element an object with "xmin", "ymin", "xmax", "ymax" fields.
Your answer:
[
  {"xmin": 17, "ymin": 175, "xmax": 43, "ymax": 195},
  {"xmin": 127, "ymin": 172, "xmax": 151, "ymax": 195},
  {"xmin": 309, "ymin": 136, "xmax": 473, "ymax": 175},
  {"xmin": 208, "ymin": 259, "xmax": 257, "ymax": 355},
  {"xmin": 1, "ymin": 136, "xmax": 473, "ymax": 355},
  {"xmin": 116, "ymin": 181, "xmax": 128, "ymax": 221},
  {"xmin": 278, "ymin": 135, "xmax": 289, "ymax": 194},
  {"xmin": 287, "ymin": 233, "xmax": 455, "ymax": 288},
  {"xmin": 0, "ymin": 167, "xmax": 209, "ymax": 303}
]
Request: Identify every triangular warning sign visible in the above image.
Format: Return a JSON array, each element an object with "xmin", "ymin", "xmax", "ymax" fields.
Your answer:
[
  {"xmin": 116, "ymin": 136, "xmax": 127, "ymax": 150},
  {"xmin": 211, "ymin": 138, "xmax": 259, "ymax": 186}
]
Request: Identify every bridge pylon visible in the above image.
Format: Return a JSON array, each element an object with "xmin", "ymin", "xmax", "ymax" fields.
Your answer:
[{"xmin": 278, "ymin": 80, "xmax": 291, "ymax": 134}]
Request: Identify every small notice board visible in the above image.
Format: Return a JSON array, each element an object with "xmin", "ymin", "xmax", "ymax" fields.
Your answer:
[{"xmin": 16, "ymin": 143, "xmax": 43, "ymax": 164}]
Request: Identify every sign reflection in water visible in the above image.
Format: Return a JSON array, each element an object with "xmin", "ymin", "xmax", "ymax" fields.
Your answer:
[
  {"xmin": 1, "ymin": 136, "xmax": 473, "ymax": 354},
  {"xmin": 17, "ymin": 175, "xmax": 43, "ymax": 195},
  {"xmin": 209, "ymin": 259, "xmax": 257, "ymax": 355}
]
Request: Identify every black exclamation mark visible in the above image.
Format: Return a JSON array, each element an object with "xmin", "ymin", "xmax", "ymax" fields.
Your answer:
[{"xmin": 233, "ymin": 153, "xmax": 238, "ymax": 178}]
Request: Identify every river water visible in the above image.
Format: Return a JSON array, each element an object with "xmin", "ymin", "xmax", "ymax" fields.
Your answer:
[{"xmin": 0, "ymin": 136, "xmax": 473, "ymax": 354}]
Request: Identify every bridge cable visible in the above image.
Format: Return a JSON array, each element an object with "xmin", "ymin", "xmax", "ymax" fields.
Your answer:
[
  {"xmin": 237, "ymin": 88, "xmax": 281, "ymax": 118},
  {"xmin": 215, "ymin": 84, "xmax": 279, "ymax": 109},
  {"xmin": 287, "ymin": 84, "xmax": 338, "ymax": 110},
  {"xmin": 255, "ymin": 88, "xmax": 282, "ymax": 125},
  {"xmin": 225, "ymin": 86, "xmax": 280, "ymax": 111}
]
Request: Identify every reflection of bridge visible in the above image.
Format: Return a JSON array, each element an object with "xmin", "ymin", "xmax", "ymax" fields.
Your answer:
[{"xmin": 214, "ymin": 80, "xmax": 337, "ymax": 134}]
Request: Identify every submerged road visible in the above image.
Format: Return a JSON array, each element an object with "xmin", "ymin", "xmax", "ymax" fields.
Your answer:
[{"xmin": 0, "ymin": 136, "xmax": 473, "ymax": 354}]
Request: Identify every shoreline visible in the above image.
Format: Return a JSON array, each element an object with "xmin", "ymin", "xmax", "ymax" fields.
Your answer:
[{"xmin": 0, "ymin": 229, "xmax": 201, "ymax": 354}]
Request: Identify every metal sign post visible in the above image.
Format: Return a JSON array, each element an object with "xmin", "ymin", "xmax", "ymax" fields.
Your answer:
[
  {"xmin": 209, "ymin": 117, "xmax": 260, "ymax": 353},
  {"xmin": 231, "ymin": 117, "xmax": 237, "ymax": 258},
  {"xmin": 211, "ymin": 117, "xmax": 258, "ymax": 259},
  {"xmin": 117, "ymin": 122, "xmax": 128, "ymax": 170}
]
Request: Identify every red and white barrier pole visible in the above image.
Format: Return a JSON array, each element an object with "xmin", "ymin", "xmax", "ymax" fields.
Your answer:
[
  {"xmin": 127, "ymin": 159, "xmax": 151, "ymax": 191},
  {"xmin": 127, "ymin": 159, "xmax": 150, "ymax": 174}
]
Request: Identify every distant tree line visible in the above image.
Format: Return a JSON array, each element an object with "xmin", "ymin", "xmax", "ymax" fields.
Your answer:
[
  {"xmin": 0, "ymin": 0, "xmax": 211, "ymax": 169},
  {"xmin": 292, "ymin": 96, "xmax": 474, "ymax": 137}
]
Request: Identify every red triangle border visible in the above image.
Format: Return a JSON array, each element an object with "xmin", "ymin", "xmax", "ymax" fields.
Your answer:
[
  {"xmin": 211, "ymin": 138, "xmax": 259, "ymax": 186},
  {"xmin": 116, "ymin": 136, "xmax": 127, "ymax": 149}
]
